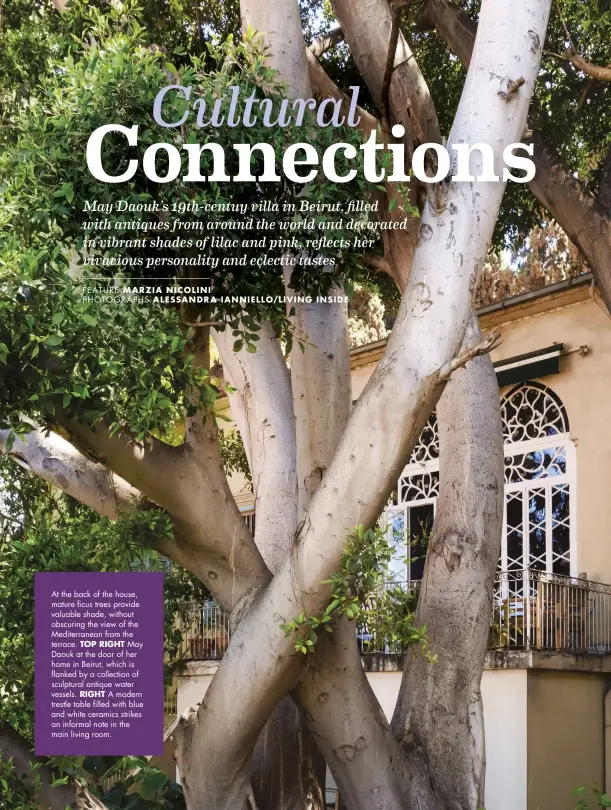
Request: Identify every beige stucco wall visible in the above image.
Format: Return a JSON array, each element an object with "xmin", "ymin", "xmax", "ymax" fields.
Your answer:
[
  {"xmin": 526, "ymin": 671, "xmax": 608, "ymax": 810},
  {"xmin": 369, "ymin": 668, "xmax": 532, "ymax": 810},
  {"xmin": 489, "ymin": 297, "xmax": 611, "ymax": 583},
  {"xmin": 174, "ymin": 663, "xmax": 610, "ymax": 810},
  {"xmin": 366, "ymin": 671, "xmax": 403, "ymax": 721},
  {"xmin": 482, "ymin": 669, "xmax": 528, "ymax": 810}
]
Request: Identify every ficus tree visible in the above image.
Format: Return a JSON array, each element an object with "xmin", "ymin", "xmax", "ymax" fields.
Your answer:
[{"xmin": 0, "ymin": 0, "xmax": 608, "ymax": 809}]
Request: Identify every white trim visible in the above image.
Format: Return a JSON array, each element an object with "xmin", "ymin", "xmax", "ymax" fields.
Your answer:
[
  {"xmin": 385, "ymin": 499, "xmax": 437, "ymax": 583},
  {"xmin": 495, "ymin": 349, "xmax": 562, "ymax": 373},
  {"xmin": 401, "ymin": 458, "xmax": 439, "ymax": 476},
  {"xmin": 566, "ymin": 440, "xmax": 578, "ymax": 577}
]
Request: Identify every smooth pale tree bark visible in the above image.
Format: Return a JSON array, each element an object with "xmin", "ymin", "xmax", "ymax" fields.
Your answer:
[
  {"xmin": 392, "ymin": 318, "xmax": 504, "ymax": 810},
  {"xmin": 213, "ymin": 292, "xmax": 418, "ymax": 810},
  {"xmin": 210, "ymin": 5, "xmax": 335, "ymax": 807},
  {"xmin": 285, "ymin": 273, "xmax": 352, "ymax": 517},
  {"xmin": 295, "ymin": 617, "xmax": 412, "ymax": 810},
  {"xmin": 330, "ymin": 0, "xmax": 440, "ymax": 288},
  {"xmin": 62, "ymin": 416, "xmax": 270, "ymax": 610},
  {"xmin": 0, "ymin": 423, "xmax": 269, "ymax": 607},
  {"xmin": 213, "ymin": 324, "xmax": 327, "ymax": 810},
  {"xmin": 233, "ymin": 4, "xmax": 351, "ymax": 806},
  {"xmin": 174, "ymin": 3, "xmax": 551, "ymax": 807},
  {"xmin": 0, "ymin": 428, "xmax": 144, "ymax": 518},
  {"xmin": 419, "ymin": 0, "xmax": 611, "ymax": 312},
  {"xmin": 331, "ymin": 0, "xmax": 439, "ymax": 147},
  {"xmin": 240, "ymin": 0, "xmax": 310, "ymax": 100},
  {"xmin": 305, "ymin": 49, "xmax": 378, "ymax": 135},
  {"xmin": 291, "ymin": 321, "xmax": 503, "ymax": 810},
  {"xmin": 213, "ymin": 323, "xmax": 298, "ymax": 574},
  {"xmin": 215, "ymin": 298, "xmax": 403, "ymax": 810}
]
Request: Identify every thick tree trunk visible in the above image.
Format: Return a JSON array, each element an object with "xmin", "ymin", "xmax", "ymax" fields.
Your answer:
[
  {"xmin": 331, "ymin": 0, "xmax": 439, "ymax": 147},
  {"xmin": 213, "ymin": 323, "xmax": 298, "ymax": 574},
  {"xmin": 392, "ymin": 317, "xmax": 504, "ymax": 810},
  {"xmin": 175, "ymin": 3, "xmax": 551, "ymax": 806},
  {"xmin": 330, "ymin": 0, "xmax": 439, "ymax": 287},
  {"xmin": 285, "ymin": 275, "xmax": 352, "ymax": 516},
  {"xmin": 207, "ymin": 9, "xmax": 329, "ymax": 808},
  {"xmin": 420, "ymin": 0, "xmax": 611, "ymax": 313},
  {"xmin": 240, "ymin": 0, "xmax": 310, "ymax": 100},
  {"xmin": 295, "ymin": 618, "xmax": 412, "ymax": 810},
  {"xmin": 214, "ymin": 326, "xmax": 324, "ymax": 810}
]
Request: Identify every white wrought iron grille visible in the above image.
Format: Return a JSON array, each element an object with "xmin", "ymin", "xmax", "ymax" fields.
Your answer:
[{"xmin": 388, "ymin": 381, "xmax": 575, "ymax": 584}]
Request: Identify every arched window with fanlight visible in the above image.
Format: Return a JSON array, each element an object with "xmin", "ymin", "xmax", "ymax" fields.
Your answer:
[
  {"xmin": 387, "ymin": 381, "xmax": 575, "ymax": 584},
  {"xmin": 386, "ymin": 414, "xmax": 440, "ymax": 585}
]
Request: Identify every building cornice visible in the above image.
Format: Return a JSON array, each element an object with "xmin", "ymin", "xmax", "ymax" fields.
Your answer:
[{"xmin": 350, "ymin": 273, "xmax": 595, "ymax": 369}]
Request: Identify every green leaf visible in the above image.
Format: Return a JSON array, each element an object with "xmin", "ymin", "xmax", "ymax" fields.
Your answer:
[
  {"xmin": 53, "ymin": 182, "xmax": 74, "ymax": 202},
  {"xmin": 139, "ymin": 770, "xmax": 168, "ymax": 799}
]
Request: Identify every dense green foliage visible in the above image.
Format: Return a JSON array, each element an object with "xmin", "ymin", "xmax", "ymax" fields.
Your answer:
[
  {"xmin": 0, "ymin": 2, "xmax": 384, "ymax": 449},
  {"xmin": 0, "ymin": 756, "xmax": 39, "ymax": 810},
  {"xmin": 0, "ymin": 455, "xmax": 207, "ymax": 809},
  {"xmin": 281, "ymin": 524, "xmax": 433, "ymax": 658}
]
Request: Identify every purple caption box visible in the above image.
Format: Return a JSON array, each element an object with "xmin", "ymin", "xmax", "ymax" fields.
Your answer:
[{"xmin": 35, "ymin": 572, "xmax": 164, "ymax": 756}]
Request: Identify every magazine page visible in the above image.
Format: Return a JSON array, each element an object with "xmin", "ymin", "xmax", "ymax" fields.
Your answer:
[{"xmin": 1, "ymin": 1, "xmax": 610, "ymax": 809}]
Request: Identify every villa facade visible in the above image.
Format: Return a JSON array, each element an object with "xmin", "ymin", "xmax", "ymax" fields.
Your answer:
[{"xmin": 165, "ymin": 273, "xmax": 611, "ymax": 810}]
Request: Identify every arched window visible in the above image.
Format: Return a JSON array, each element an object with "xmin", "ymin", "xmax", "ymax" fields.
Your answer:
[
  {"xmin": 388, "ymin": 382, "xmax": 575, "ymax": 583},
  {"xmin": 502, "ymin": 381, "xmax": 569, "ymax": 444},
  {"xmin": 501, "ymin": 382, "xmax": 573, "ymax": 579}
]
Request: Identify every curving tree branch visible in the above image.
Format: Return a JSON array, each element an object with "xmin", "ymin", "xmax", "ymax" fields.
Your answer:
[
  {"xmin": 0, "ymin": 427, "xmax": 144, "ymax": 519},
  {"xmin": 309, "ymin": 26, "xmax": 344, "ymax": 58},
  {"xmin": 565, "ymin": 47, "xmax": 611, "ymax": 81},
  {"xmin": 418, "ymin": 0, "xmax": 611, "ymax": 312}
]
